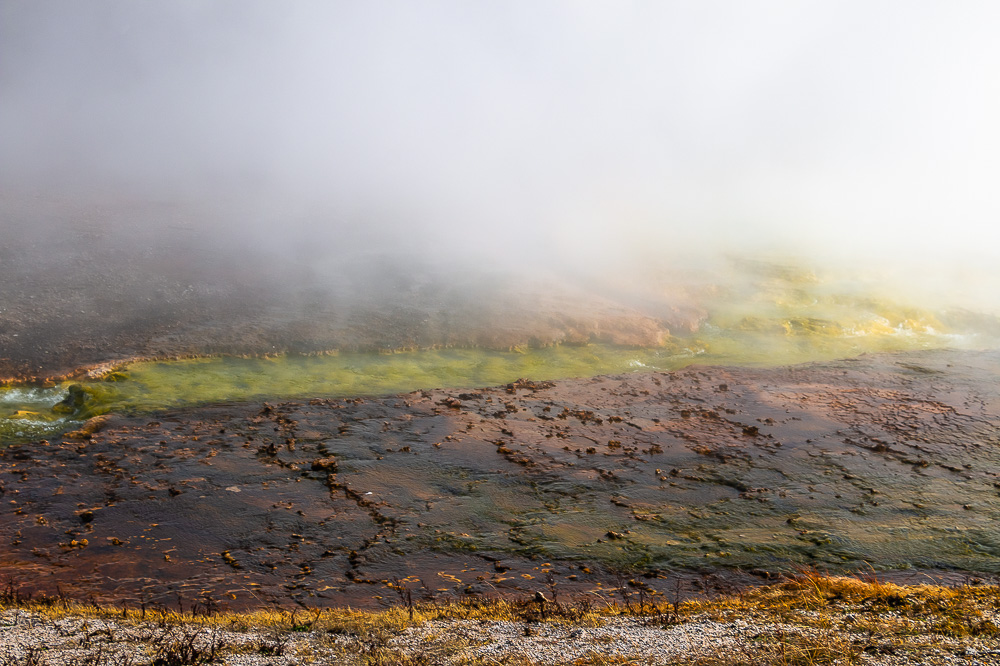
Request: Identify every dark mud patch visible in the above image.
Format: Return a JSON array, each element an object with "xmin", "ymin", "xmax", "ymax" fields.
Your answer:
[{"xmin": 2, "ymin": 349, "xmax": 1000, "ymax": 610}]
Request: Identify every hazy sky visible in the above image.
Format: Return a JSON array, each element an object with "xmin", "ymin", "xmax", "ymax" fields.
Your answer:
[{"xmin": 2, "ymin": 1, "xmax": 999, "ymax": 271}]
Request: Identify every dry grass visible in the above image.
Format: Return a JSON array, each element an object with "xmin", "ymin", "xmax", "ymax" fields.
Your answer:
[
  {"xmin": 0, "ymin": 585, "xmax": 608, "ymax": 638},
  {"xmin": 2, "ymin": 572, "xmax": 999, "ymax": 665},
  {"xmin": 675, "ymin": 571, "xmax": 1000, "ymax": 665},
  {"xmin": 692, "ymin": 570, "xmax": 1000, "ymax": 633}
]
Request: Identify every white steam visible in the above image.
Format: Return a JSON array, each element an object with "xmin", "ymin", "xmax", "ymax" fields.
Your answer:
[{"xmin": 2, "ymin": 1, "xmax": 999, "ymax": 303}]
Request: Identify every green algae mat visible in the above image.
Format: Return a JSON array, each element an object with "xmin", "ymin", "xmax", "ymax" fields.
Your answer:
[{"xmin": 2, "ymin": 261, "xmax": 999, "ymax": 442}]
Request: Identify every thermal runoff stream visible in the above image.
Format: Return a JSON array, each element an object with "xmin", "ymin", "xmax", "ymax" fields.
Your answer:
[{"xmin": 3, "ymin": 261, "xmax": 996, "ymax": 442}]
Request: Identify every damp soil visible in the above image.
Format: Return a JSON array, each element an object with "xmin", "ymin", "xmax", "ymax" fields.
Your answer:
[{"xmin": 2, "ymin": 348, "xmax": 999, "ymax": 611}]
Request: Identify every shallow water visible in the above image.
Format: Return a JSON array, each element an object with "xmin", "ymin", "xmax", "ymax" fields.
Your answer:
[
  {"xmin": 0, "ymin": 386, "xmax": 81, "ymax": 440},
  {"xmin": 4, "ymin": 261, "xmax": 1000, "ymax": 600},
  {"xmin": 2, "ymin": 262, "xmax": 998, "ymax": 442},
  {"xmin": 6, "ymin": 349, "xmax": 999, "ymax": 608}
]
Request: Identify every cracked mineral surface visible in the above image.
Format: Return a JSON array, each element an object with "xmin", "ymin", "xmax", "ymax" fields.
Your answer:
[{"xmin": 2, "ymin": 349, "xmax": 999, "ymax": 609}]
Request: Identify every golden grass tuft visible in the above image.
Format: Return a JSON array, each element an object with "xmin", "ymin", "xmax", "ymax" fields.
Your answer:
[{"xmin": 2, "ymin": 573, "xmax": 1000, "ymax": 665}]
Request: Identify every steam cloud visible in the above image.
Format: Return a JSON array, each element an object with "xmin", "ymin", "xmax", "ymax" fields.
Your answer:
[{"xmin": 3, "ymin": 1, "xmax": 1000, "ymax": 304}]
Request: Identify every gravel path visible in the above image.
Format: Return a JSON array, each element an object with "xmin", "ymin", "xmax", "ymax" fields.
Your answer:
[{"xmin": 4, "ymin": 608, "xmax": 1000, "ymax": 665}]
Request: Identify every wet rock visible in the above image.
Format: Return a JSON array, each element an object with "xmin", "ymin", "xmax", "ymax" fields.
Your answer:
[
  {"xmin": 52, "ymin": 384, "xmax": 88, "ymax": 414},
  {"xmin": 64, "ymin": 415, "xmax": 110, "ymax": 440},
  {"xmin": 310, "ymin": 457, "xmax": 338, "ymax": 472}
]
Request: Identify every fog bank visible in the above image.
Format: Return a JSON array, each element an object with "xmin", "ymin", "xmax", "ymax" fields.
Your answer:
[{"xmin": 3, "ymin": 1, "xmax": 1000, "ymax": 299}]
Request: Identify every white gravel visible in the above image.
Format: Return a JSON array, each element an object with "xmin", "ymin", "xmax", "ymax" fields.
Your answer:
[
  {"xmin": 0, "ymin": 609, "xmax": 772, "ymax": 665},
  {"xmin": 394, "ymin": 616, "xmax": 768, "ymax": 664},
  {"xmin": 3, "ymin": 608, "xmax": 1000, "ymax": 665}
]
